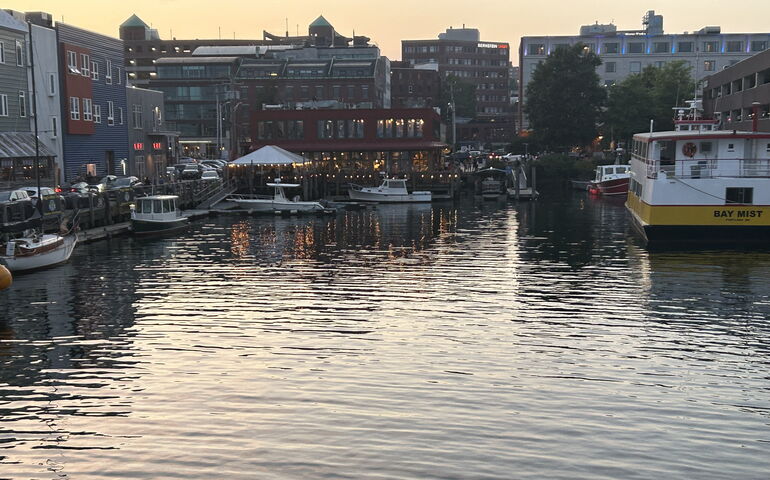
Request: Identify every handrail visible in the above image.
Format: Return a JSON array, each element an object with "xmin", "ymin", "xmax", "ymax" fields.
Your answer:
[{"xmin": 633, "ymin": 157, "xmax": 770, "ymax": 179}]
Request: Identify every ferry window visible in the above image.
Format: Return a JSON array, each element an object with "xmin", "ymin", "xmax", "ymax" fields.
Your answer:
[
  {"xmin": 659, "ymin": 141, "xmax": 675, "ymax": 164},
  {"xmin": 766, "ymin": 143, "xmax": 770, "ymax": 152},
  {"xmin": 164, "ymin": 199, "xmax": 172, "ymax": 212},
  {"xmin": 680, "ymin": 125, "xmax": 690, "ymax": 131},
  {"xmin": 700, "ymin": 142, "xmax": 713, "ymax": 153},
  {"xmin": 726, "ymin": 187, "xmax": 753, "ymax": 204},
  {"xmin": 153, "ymin": 200, "xmax": 162, "ymax": 213},
  {"xmin": 727, "ymin": 143, "xmax": 735, "ymax": 152}
]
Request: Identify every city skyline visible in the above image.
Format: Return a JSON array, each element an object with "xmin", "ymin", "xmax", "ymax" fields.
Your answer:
[{"xmin": 7, "ymin": 0, "xmax": 770, "ymax": 62}]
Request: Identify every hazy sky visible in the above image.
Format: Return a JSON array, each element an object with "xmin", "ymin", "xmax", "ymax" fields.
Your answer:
[{"xmin": 8, "ymin": 0, "xmax": 770, "ymax": 62}]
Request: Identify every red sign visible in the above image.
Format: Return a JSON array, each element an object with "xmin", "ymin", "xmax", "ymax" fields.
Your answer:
[
  {"xmin": 133, "ymin": 142, "xmax": 144, "ymax": 150},
  {"xmin": 152, "ymin": 142, "xmax": 162, "ymax": 149}
]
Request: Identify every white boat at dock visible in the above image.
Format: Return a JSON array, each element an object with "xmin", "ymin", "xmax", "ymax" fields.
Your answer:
[
  {"xmin": 228, "ymin": 180, "xmax": 325, "ymax": 213},
  {"xmin": 1, "ymin": 232, "xmax": 77, "ymax": 272},
  {"xmin": 348, "ymin": 178, "xmax": 432, "ymax": 203},
  {"xmin": 131, "ymin": 195, "xmax": 189, "ymax": 235}
]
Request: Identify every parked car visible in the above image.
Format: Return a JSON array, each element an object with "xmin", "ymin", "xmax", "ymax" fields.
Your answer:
[
  {"xmin": 178, "ymin": 157, "xmax": 197, "ymax": 165},
  {"xmin": 179, "ymin": 165, "xmax": 202, "ymax": 180},
  {"xmin": 60, "ymin": 182, "xmax": 95, "ymax": 209},
  {"xmin": 201, "ymin": 160, "xmax": 224, "ymax": 173},
  {"xmin": 201, "ymin": 170, "xmax": 220, "ymax": 182},
  {"xmin": 19, "ymin": 186, "xmax": 65, "ymax": 210},
  {"xmin": 109, "ymin": 176, "xmax": 142, "ymax": 189},
  {"xmin": 0, "ymin": 189, "xmax": 31, "ymax": 202}
]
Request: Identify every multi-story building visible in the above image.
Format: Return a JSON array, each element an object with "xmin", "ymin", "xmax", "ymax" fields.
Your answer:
[
  {"xmin": 390, "ymin": 61, "xmax": 440, "ymax": 109},
  {"xmin": 126, "ymin": 86, "xmax": 178, "ymax": 179},
  {"xmin": 702, "ymin": 49, "xmax": 770, "ymax": 132},
  {"xmin": 121, "ymin": 14, "xmax": 380, "ymax": 87},
  {"xmin": 519, "ymin": 10, "xmax": 770, "ymax": 130},
  {"xmin": 57, "ymin": 23, "xmax": 129, "ymax": 180},
  {"xmin": 401, "ymin": 27, "xmax": 513, "ymax": 146},
  {"xmin": 151, "ymin": 54, "xmax": 391, "ymax": 159},
  {"xmin": 0, "ymin": 10, "xmax": 59, "ymax": 187},
  {"xmin": 249, "ymin": 107, "xmax": 446, "ymax": 175}
]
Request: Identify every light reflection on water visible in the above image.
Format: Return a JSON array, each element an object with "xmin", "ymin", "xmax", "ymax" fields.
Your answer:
[{"xmin": 2, "ymin": 195, "xmax": 770, "ymax": 479}]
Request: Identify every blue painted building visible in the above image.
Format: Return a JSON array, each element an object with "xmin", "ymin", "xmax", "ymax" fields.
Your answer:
[{"xmin": 57, "ymin": 23, "xmax": 128, "ymax": 181}]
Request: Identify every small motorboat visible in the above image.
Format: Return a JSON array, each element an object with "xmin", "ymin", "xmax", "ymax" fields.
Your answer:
[
  {"xmin": 229, "ymin": 179, "xmax": 325, "ymax": 213},
  {"xmin": 131, "ymin": 195, "xmax": 189, "ymax": 235},
  {"xmin": 588, "ymin": 164, "xmax": 630, "ymax": 196},
  {"xmin": 1, "ymin": 231, "xmax": 77, "ymax": 273},
  {"xmin": 481, "ymin": 177, "xmax": 504, "ymax": 200},
  {"xmin": 348, "ymin": 178, "xmax": 431, "ymax": 203}
]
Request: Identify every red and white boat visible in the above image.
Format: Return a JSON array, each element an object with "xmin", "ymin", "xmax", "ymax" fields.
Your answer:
[
  {"xmin": 588, "ymin": 164, "xmax": 631, "ymax": 196},
  {"xmin": 1, "ymin": 232, "xmax": 77, "ymax": 273}
]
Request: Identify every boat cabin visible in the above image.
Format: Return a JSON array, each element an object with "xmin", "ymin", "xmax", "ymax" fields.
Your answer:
[
  {"xmin": 631, "ymin": 131, "xmax": 770, "ymax": 180},
  {"xmin": 133, "ymin": 195, "xmax": 182, "ymax": 220},
  {"xmin": 594, "ymin": 164, "xmax": 630, "ymax": 182}
]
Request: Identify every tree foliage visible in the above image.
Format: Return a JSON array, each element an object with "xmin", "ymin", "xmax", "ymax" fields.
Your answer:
[
  {"xmin": 440, "ymin": 75, "xmax": 477, "ymax": 118},
  {"xmin": 524, "ymin": 43, "xmax": 606, "ymax": 150},
  {"xmin": 603, "ymin": 61, "xmax": 695, "ymax": 144}
]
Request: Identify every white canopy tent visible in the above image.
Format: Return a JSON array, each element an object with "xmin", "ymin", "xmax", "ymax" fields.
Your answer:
[{"xmin": 231, "ymin": 145, "xmax": 308, "ymax": 166}]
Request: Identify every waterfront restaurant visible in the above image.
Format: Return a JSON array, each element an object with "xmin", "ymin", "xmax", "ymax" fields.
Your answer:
[{"xmin": 247, "ymin": 108, "xmax": 449, "ymax": 186}]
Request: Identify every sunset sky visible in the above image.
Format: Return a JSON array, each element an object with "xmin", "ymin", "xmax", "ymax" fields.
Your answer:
[{"xmin": 7, "ymin": 0, "xmax": 770, "ymax": 62}]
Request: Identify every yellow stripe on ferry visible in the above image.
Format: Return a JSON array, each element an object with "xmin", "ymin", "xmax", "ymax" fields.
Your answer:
[{"xmin": 626, "ymin": 193, "xmax": 770, "ymax": 226}]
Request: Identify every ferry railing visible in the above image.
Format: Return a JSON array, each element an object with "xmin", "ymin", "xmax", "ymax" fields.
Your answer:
[{"xmin": 640, "ymin": 157, "xmax": 770, "ymax": 180}]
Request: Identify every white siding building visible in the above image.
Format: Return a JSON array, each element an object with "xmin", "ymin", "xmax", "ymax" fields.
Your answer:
[{"xmin": 518, "ymin": 11, "xmax": 770, "ymax": 130}]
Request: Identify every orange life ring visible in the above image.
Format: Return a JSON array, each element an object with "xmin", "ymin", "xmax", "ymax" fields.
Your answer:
[{"xmin": 682, "ymin": 142, "xmax": 697, "ymax": 158}]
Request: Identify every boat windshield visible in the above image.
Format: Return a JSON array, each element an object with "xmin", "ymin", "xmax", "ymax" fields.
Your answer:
[{"xmin": 387, "ymin": 180, "xmax": 406, "ymax": 188}]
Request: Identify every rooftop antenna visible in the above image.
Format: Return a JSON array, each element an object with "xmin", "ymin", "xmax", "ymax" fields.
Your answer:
[
  {"xmin": 285, "ymin": 17, "xmax": 289, "ymax": 37},
  {"xmin": 218, "ymin": 26, "xmax": 221, "ymax": 39}
]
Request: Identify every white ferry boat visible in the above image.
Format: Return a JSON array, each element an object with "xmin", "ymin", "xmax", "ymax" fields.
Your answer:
[
  {"xmin": 626, "ymin": 103, "xmax": 770, "ymax": 246},
  {"xmin": 131, "ymin": 195, "xmax": 189, "ymax": 235},
  {"xmin": 229, "ymin": 180, "xmax": 325, "ymax": 213}
]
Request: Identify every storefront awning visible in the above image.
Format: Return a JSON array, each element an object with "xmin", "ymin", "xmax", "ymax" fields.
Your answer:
[{"xmin": 0, "ymin": 132, "xmax": 56, "ymax": 159}]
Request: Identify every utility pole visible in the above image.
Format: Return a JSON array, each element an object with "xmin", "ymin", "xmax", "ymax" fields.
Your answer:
[{"xmin": 450, "ymin": 80, "xmax": 456, "ymax": 151}]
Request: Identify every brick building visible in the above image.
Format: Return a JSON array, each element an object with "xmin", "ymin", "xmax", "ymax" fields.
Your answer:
[
  {"xmin": 390, "ymin": 61, "xmax": 440, "ymax": 109},
  {"xmin": 702, "ymin": 48, "xmax": 770, "ymax": 132}
]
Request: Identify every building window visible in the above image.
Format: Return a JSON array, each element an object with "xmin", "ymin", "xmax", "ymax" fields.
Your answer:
[
  {"xmin": 315, "ymin": 85, "xmax": 324, "ymax": 100},
  {"xmin": 704, "ymin": 60, "xmax": 716, "ymax": 71},
  {"xmin": 116, "ymin": 67, "xmax": 121, "ymax": 84},
  {"xmin": 677, "ymin": 42, "xmax": 693, "ymax": 53},
  {"xmin": 751, "ymin": 40, "xmax": 768, "ymax": 52},
  {"xmin": 106, "ymin": 59, "xmax": 113, "ymax": 84},
  {"xmin": 605, "ymin": 62, "xmax": 616, "ymax": 73},
  {"xmin": 48, "ymin": 72, "xmax": 56, "ymax": 96},
  {"xmin": 18, "ymin": 90, "xmax": 26, "ymax": 117},
  {"xmin": 630, "ymin": 62, "xmax": 641, "ymax": 73},
  {"xmin": 107, "ymin": 100, "xmax": 114, "ymax": 126},
  {"xmin": 91, "ymin": 61, "xmax": 99, "ymax": 80},
  {"xmin": 70, "ymin": 97, "xmax": 80, "ymax": 120},
  {"xmin": 726, "ymin": 41, "xmax": 743, "ymax": 53},
  {"xmin": 67, "ymin": 50, "xmax": 79, "ymax": 74},
  {"xmin": 132, "ymin": 104, "xmax": 143, "ymax": 129},
  {"xmin": 80, "ymin": 54, "xmax": 90, "ymax": 77},
  {"xmin": 527, "ymin": 44, "xmax": 545, "ymax": 55},
  {"xmin": 0, "ymin": 42, "xmax": 4, "ymax": 63},
  {"xmin": 703, "ymin": 41, "xmax": 719, "ymax": 53},
  {"xmin": 118, "ymin": 107, "xmax": 124, "ymax": 124},
  {"xmin": 82, "ymin": 98, "xmax": 92, "ymax": 121},
  {"xmin": 655, "ymin": 61, "xmax": 666, "ymax": 68},
  {"xmin": 603, "ymin": 43, "xmax": 619, "ymax": 54},
  {"xmin": 726, "ymin": 187, "xmax": 753, "ymax": 204},
  {"xmin": 628, "ymin": 42, "xmax": 644, "ymax": 54},
  {"xmin": 653, "ymin": 42, "xmax": 669, "ymax": 54},
  {"xmin": 362, "ymin": 85, "xmax": 369, "ymax": 100},
  {"xmin": 15, "ymin": 40, "xmax": 23, "ymax": 66},
  {"xmin": 93, "ymin": 104, "xmax": 101, "ymax": 123},
  {"xmin": 51, "ymin": 116, "xmax": 58, "ymax": 138},
  {"xmin": 0, "ymin": 94, "xmax": 7, "ymax": 116}
]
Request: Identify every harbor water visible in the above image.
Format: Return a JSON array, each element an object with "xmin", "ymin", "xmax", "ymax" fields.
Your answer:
[{"xmin": 2, "ymin": 193, "xmax": 770, "ymax": 479}]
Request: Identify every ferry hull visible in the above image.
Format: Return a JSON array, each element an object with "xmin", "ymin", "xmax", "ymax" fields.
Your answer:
[{"xmin": 626, "ymin": 193, "xmax": 770, "ymax": 247}]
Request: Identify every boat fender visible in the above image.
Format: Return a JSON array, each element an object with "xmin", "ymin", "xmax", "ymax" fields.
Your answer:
[{"xmin": 0, "ymin": 264, "xmax": 11, "ymax": 291}]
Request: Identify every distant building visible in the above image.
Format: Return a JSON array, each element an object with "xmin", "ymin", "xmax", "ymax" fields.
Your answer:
[
  {"xmin": 519, "ymin": 10, "xmax": 770, "ymax": 130},
  {"xmin": 702, "ymin": 49, "xmax": 770, "ymax": 132},
  {"xmin": 390, "ymin": 61, "xmax": 440, "ymax": 109},
  {"xmin": 120, "ymin": 14, "xmax": 380, "ymax": 87},
  {"xmin": 126, "ymin": 86, "xmax": 178, "ymax": 179},
  {"xmin": 57, "ymin": 23, "xmax": 129, "ymax": 180},
  {"xmin": 402, "ymin": 27, "xmax": 513, "ymax": 147}
]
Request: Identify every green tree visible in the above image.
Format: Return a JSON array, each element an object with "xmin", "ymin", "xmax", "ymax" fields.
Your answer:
[
  {"xmin": 440, "ymin": 75, "xmax": 476, "ymax": 118},
  {"xmin": 524, "ymin": 43, "xmax": 606, "ymax": 150},
  {"xmin": 604, "ymin": 61, "xmax": 695, "ymax": 145}
]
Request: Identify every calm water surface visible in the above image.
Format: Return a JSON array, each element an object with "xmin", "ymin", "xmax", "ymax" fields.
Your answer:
[{"xmin": 2, "ymin": 193, "xmax": 770, "ymax": 479}]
